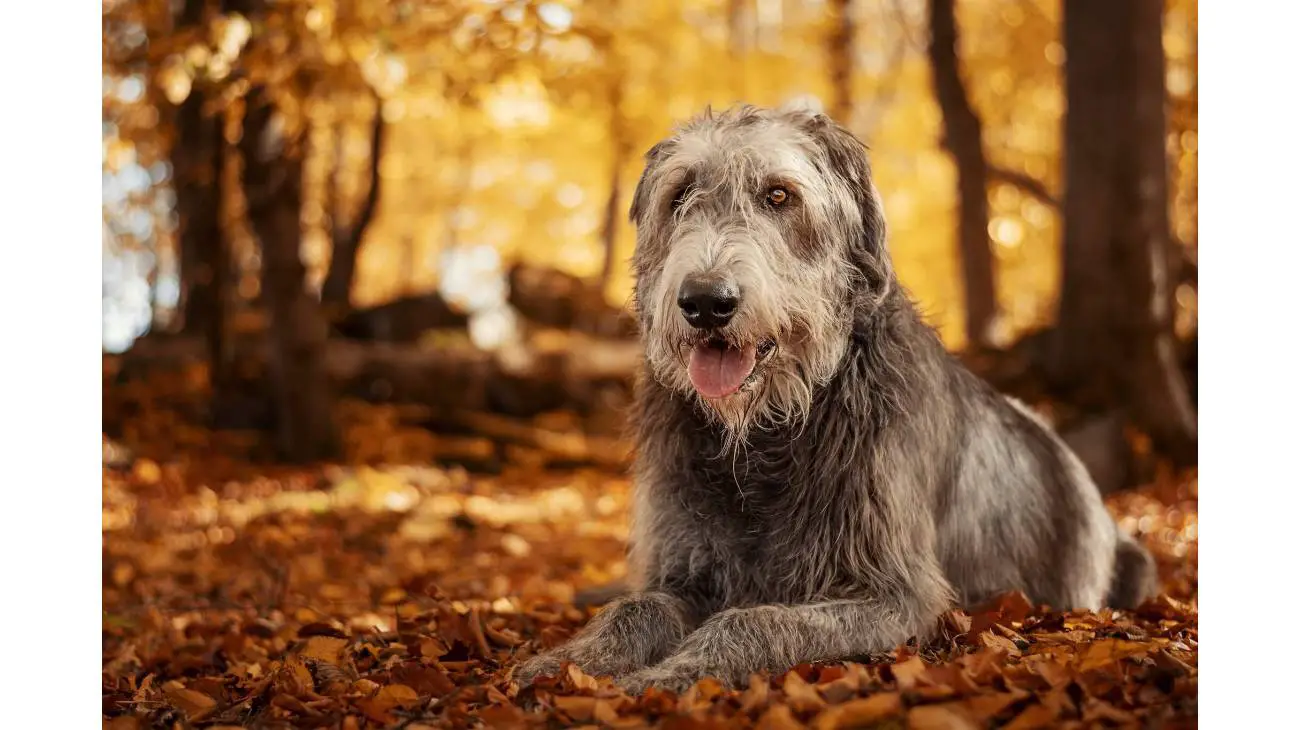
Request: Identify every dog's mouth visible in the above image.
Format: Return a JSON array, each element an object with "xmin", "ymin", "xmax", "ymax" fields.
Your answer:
[{"xmin": 687, "ymin": 336, "xmax": 777, "ymax": 399}]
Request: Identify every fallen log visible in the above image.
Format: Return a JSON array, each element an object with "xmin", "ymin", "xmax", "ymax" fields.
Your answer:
[
  {"xmin": 507, "ymin": 263, "xmax": 638, "ymax": 339},
  {"xmin": 332, "ymin": 293, "xmax": 470, "ymax": 343},
  {"xmin": 111, "ymin": 330, "xmax": 642, "ymax": 436}
]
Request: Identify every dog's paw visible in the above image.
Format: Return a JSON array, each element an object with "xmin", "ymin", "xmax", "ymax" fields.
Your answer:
[
  {"xmin": 616, "ymin": 662, "xmax": 730, "ymax": 696},
  {"xmin": 511, "ymin": 651, "xmax": 567, "ymax": 689}
]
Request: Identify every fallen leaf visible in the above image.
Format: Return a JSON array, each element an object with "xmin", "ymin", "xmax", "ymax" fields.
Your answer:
[
  {"xmin": 300, "ymin": 635, "xmax": 348, "ymax": 664},
  {"xmin": 739, "ymin": 674, "xmax": 770, "ymax": 713},
  {"xmin": 908, "ymin": 703, "xmax": 977, "ymax": 730},
  {"xmin": 555, "ymin": 695, "xmax": 599, "ymax": 722},
  {"xmin": 420, "ymin": 636, "xmax": 450, "ymax": 658},
  {"xmin": 813, "ymin": 692, "xmax": 902, "ymax": 729},
  {"xmin": 756, "ymin": 704, "xmax": 803, "ymax": 730},
  {"xmin": 480, "ymin": 702, "xmax": 529, "ymax": 729},
  {"xmin": 1004, "ymin": 703, "xmax": 1058, "ymax": 730},
  {"xmin": 1077, "ymin": 639, "xmax": 1151, "ymax": 672},
  {"xmin": 783, "ymin": 670, "xmax": 826, "ymax": 712},
  {"xmin": 162, "ymin": 684, "xmax": 217, "ymax": 722},
  {"xmin": 890, "ymin": 656, "xmax": 927, "ymax": 691},
  {"xmin": 680, "ymin": 676, "xmax": 725, "ymax": 710},
  {"xmin": 565, "ymin": 663, "xmax": 600, "ymax": 691},
  {"xmin": 962, "ymin": 692, "xmax": 1024, "ymax": 720},
  {"xmin": 817, "ymin": 672, "xmax": 860, "ymax": 704},
  {"xmin": 391, "ymin": 662, "xmax": 456, "ymax": 696}
]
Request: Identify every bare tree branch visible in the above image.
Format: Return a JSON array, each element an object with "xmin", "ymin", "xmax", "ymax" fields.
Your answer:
[
  {"xmin": 322, "ymin": 90, "xmax": 387, "ymax": 311},
  {"xmin": 988, "ymin": 165, "xmax": 1060, "ymax": 209}
]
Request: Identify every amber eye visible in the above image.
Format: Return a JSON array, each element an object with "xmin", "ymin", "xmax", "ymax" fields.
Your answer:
[
  {"xmin": 671, "ymin": 185, "xmax": 692, "ymax": 212},
  {"xmin": 765, "ymin": 187, "xmax": 789, "ymax": 207}
]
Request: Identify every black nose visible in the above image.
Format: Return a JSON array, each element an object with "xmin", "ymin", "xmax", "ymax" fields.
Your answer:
[{"xmin": 677, "ymin": 277, "xmax": 740, "ymax": 329}]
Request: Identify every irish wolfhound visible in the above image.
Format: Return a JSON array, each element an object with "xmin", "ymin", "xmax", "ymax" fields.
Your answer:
[{"xmin": 514, "ymin": 104, "xmax": 1157, "ymax": 695}]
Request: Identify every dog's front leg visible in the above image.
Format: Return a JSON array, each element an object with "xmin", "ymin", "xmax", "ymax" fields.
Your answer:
[
  {"xmin": 513, "ymin": 591, "xmax": 692, "ymax": 688},
  {"xmin": 615, "ymin": 598, "xmax": 934, "ymax": 694}
]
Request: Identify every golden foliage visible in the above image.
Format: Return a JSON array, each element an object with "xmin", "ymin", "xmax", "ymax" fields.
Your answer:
[{"xmin": 103, "ymin": 0, "xmax": 1198, "ymax": 351}]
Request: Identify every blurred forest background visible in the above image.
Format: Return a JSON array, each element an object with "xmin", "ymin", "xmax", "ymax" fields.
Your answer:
[
  {"xmin": 102, "ymin": 0, "xmax": 1197, "ymax": 484},
  {"xmin": 102, "ymin": 4, "xmax": 1199, "ymax": 724}
]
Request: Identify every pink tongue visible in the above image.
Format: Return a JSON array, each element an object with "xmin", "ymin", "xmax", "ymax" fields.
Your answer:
[{"xmin": 688, "ymin": 343, "xmax": 757, "ymax": 398}]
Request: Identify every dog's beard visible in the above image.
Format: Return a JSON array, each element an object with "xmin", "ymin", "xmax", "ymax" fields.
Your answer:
[{"xmin": 645, "ymin": 325, "xmax": 826, "ymax": 447}]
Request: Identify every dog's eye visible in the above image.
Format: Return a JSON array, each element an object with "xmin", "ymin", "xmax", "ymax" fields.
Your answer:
[
  {"xmin": 765, "ymin": 187, "xmax": 789, "ymax": 207},
  {"xmin": 671, "ymin": 185, "xmax": 692, "ymax": 213}
]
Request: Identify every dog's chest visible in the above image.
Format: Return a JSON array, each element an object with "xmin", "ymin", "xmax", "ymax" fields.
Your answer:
[{"xmin": 669, "ymin": 447, "xmax": 855, "ymax": 601}]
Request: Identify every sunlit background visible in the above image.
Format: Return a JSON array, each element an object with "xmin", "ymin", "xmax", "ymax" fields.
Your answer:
[{"xmin": 103, "ymin": 0, "xmax": 1197, "ymax": 354}]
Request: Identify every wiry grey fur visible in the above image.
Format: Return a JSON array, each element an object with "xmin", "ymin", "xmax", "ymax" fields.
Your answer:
[{"xmin": 513, "ymin": 104, "xmax": 1157, "ymax": 695}]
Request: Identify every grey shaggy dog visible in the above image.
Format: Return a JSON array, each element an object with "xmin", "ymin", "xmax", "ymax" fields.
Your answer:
[{"xmin": 513, "ymin": 103, "xmax": 1157, "ymax": 695}]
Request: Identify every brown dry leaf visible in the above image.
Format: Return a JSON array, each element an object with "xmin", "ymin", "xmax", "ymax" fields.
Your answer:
[
  {"xmin": 908, "ymin": 703, "xmax": 978, "ymax": 730},
  {"xmin": 941, "ymin": 610, "xmax": 972, "ymax": 636},
  {"xmin": 1077, "ymin": 638, "xmax": 1151, "ymax": 672},
  {"xmin": 420, "ymin": 636, "xmax": 450, "ymax": 658},
  {"xmin": 272, "ymin": 692, "xmax": 321, "ymax": 717},
  {"xmin": 162, "ymin": 684, "xmax": 218, "ymax": 722},
  {"xmin": 355, "ymin": 683, "xmax": 421, "ymax": 724},
  {"xmin": 756, "ymin": 703, "xmax": 804, "ymax": 730},
  {"xmin": 922, "ymin": 664, "xmax": 980, "ymax": 696},
  {"xmin": 1003, "ymin": 703, "xmax": 1058, "ymax": 730},
  {"xmin": 813, "ymin": 692, "xmax": 902, "ymax": 729},
  {"xmin": 975, "ymin": 630, "xmax": 1022, "ymax": 656},
  {"xmin": 739, "ymin": 674, "xmax": 771, "ymax": 713},
  {"xmin": 300, "ymin": 635, "xmax": 348, "ymax": 664},
  {"xmin": 274, "ymin": 656, "xmax": 316, "ymax": 697},
  {"xmin": 890, "ymin": 655, "xmax": 927, "ymax": 691},
  {"xmin": 379, "ymin": 683, "xmax": 421, "ymax": 706},
  {"xmin": 1032, "ymin": 630, "xmax": 1094, "ymax": 645},
  {"xmin": 1082, "ymin": 698, "xmax": 1136, "ymax": 724},
  {"xmin": 817, "ymin": 671, "xmax": 860, "ymax": 704},
  {"xmin": 592, "ymin": 699, "xmax": 621, "ymax": 724},
  {"xmin": 479, "ymin": 702, "xmax": 529, "ymax": 729},
  {"xmin": 554, "ymin": 695, "xmax": 599, "ymax": 722},
  {"xmin": 993, "ymin": 591, "xmax": 1035, "ymax": 623},
  {"xmin": 1022, "ymin": 655, "xmax": 1073, "ymax": 689},
  {"xmin": 105, "ymin": 715, "xmax": 143, "ymax": 730},
  {"xmin": 962, "ymin": 692, "xmax": 1024, "ymax": 719},
  {"xmin": 957, "ymin": 650, "xmax": 1007, "ymax": 685},
  {"xmin": 680, "ymin": 677, "xmax": 726, "ymax": 710},
  {"xmin": 565, "ymin": 662, "xmax": 600, "ymax": 691},
  {"xmin": 783, "ymin": 670, "xmax": 826, "ymax": 713},
  {"xmin": 391, "ymin": 662, "xmax": 456, "ymax": 697}
]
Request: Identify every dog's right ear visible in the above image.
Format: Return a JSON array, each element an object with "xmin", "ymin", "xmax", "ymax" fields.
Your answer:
[
  {"xmin": 628, "ymin": 141, "xmax": 668, "ymax": 227},
  {"xmin": 800, "ymin": 113, "xmax": 894, "ymax": 293}
]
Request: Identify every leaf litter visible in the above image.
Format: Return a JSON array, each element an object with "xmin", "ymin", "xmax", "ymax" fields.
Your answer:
[{"xmin": 103, "ymin": 377, "xmax": 1196, "ymax": 729}]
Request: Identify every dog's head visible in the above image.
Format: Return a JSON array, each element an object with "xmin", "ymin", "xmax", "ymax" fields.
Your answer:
[{"xmin": 628, "ymin": 104, "xmax": 894, "ymax": 439}]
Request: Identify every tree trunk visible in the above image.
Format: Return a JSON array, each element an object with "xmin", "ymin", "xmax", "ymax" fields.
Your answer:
[
  {"xmin": 827, "ymin": 0, "xmax": 855, "ymax": 124},
  {"xmin": 1052, "ymin": 0, "xmax": 1196, "ymax": 466},
  {"xmin": 927, "ymin": 0, "xmax": 998, "ymax": 349},
  {"xmin": 239, "ymin": 88, "xmax": 340, "ymax": 462},
  {"xmin": 171, "ymin": 0, "xmax": 224, "ymax": 337},
  {"xmin": 599, "ymin": 76, "xmax": 627, "ymax": 290},
  {"xmin": 598, "ymin": 155, "xmax": 624, "ymax": 289},
  {"xmin": 320, "ymin": 96, "xmax": 385, "ymax": 315}
]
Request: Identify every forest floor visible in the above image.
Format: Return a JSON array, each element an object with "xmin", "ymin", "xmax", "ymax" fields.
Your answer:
[{"xmin": 103, "ymin": 364, "xmax": 1197, "ymax": 729}]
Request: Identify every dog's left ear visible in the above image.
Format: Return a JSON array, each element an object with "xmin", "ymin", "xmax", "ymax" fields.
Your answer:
[
  {"xmin": 629, "ymin": 142, "xmax": 668, "ymax": 227},
  {"xmin": 797, "ymin": 113, "xmax": 894, "ymax": 294}
]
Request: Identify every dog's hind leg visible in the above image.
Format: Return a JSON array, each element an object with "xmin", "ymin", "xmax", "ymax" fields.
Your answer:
[
  {"xmin": 1106, "ymin": 532, "xmax": 1158, "ymax": 609},
  {"xmin": 512, "ymin": 591, "xmax": 691, "ymax": 688}
]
